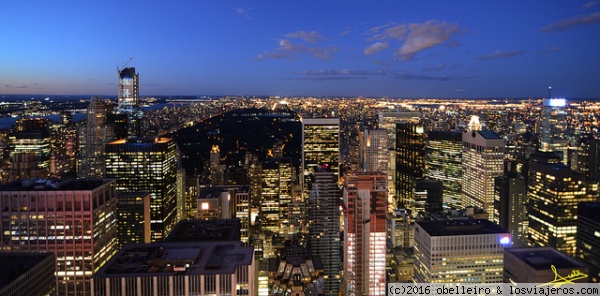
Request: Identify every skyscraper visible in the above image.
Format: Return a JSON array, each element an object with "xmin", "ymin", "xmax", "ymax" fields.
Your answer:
[
  {"xmin": 77, "ymin": 96, "xmax": 108, "ymax": 178},
  {"xmin": 504, "ymin": 247, "xmax": 589, "ymax": 283},
  {"xmin": 396, "ymin": 121, "xmax": 426, "ymax": 211},
  {"xmin": 117, "ymin": 67, "xmax": 138, "ymax": 114},
  {"xmin": 0, "ymin": 178, "xmax": 118, "ymax": 295},
  {"xmin": 462, "ymin": 130, "xmax": 504, "ymax": 221},
  {"xmin": 259, "ymin": 158, "xmax": 293, "ymax": 237},
  {"xmin": 302, "ymin": 118, "xmax": 340, "ymax": 198},
  {"xmin": 494, "ymin": 172, "xmax": 527, "ymax": 246},
  {"xmin": 378, "ymin": 112, "xmax": 421, "ymax": 207},
  {"xmin": 527, "ymin": 151, "xmax": 593, "ymax": 257},
  {"xmin": 363, "ymin": 129, "xmax": 389, "ymax": 173},
  {"xmin": 425, "ymin": 130, "xmax": 463, "ymax": 208},
  {"xmin": 540, "ymin": 96, "xmax": 568, "ymax": 163},
  {"xmin": 116, "ymin": 192, "xmax": 151, "ymax": 249},
  {"xmin": 308, "ymin": 170, "xmax": 341, "ymax": 295},
  {"xmin": 343, "ymin": 172, "xmax": 387, "ymax": 296},
  {"xmin": 105, "ymin": 137, "xmax": 179, "ymax": 242},
  {"xmin": 576, "ymin": 202, "xmax": 600, "ymax": 283},
  {"xmin": 413, "ymin": 219, "xmax": 510, "ymax": 283}
]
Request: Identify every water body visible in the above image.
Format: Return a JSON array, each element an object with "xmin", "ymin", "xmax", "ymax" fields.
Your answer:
[{"xmin": 0, "ymin": 113, "xmax": 87, "ymax": 130}]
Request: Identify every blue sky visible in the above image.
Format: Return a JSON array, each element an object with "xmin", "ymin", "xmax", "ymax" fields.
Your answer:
[{"xmin": 1, "ymin": 1, "xmax": 599, "ymax": 98}]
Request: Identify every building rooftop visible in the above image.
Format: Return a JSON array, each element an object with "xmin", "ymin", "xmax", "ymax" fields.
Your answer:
[
  {"xmin": 95, "ymin": 241, "xmax": 253, "ymax": 278},
  {"xmin": 165, "ymin": 219, "xmax": 241, "ymax": 242},
  {"xmin": 505, "ymin": 247, "xmax": 588, "ymax": 270},
  {"xmin": 0, "ymin": 252, "xmax": 54, "ymax": 290},
  {"xmin": 417, "ymin": 219, "xmax": 508, "ymax": 236},
  {"xmin": 0, "ymin": 178, "xmax": 113, "ymax": 191},
  {"xmin": 477, "ymin": 130, "xmax": 501, "ymax": 139}
]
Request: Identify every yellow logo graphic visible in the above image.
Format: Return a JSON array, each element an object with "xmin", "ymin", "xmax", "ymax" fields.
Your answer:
[{"xmin": 539, "ymin": 265, "xmax": 588, "ymax": 288}]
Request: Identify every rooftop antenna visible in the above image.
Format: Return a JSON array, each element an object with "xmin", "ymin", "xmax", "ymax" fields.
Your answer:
[{"xmin": 548, "ymin": 86, "xmax": 552, "ymax": 99}]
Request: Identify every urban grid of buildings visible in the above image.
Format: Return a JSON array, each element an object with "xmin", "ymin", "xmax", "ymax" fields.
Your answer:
[{"xmin": 0, "ymin": 67, "xmax": 599, "ymax": 295}]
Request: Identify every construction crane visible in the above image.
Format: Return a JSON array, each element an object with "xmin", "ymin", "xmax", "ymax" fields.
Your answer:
[{"xmin": 116, "ymin": 56, "xmax": 134, "ymax": 73}]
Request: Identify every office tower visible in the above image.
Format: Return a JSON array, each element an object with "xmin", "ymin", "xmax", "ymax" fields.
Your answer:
[
  {"xmin": 106, "ymin": 112, "xmax": 128, "ymax": 140},
  {"xmin": 412, "ymin": 179, "xmax": 443, "ymax": 216},
  {"xmin": 388, "ymin": 208, "xmax": 414, "ymax": 249},
  {"xmin": 308, "ymin": 171, "xmax": 341, "ymax": 295},
  {"xmin": 573, "ymin": 134, "xmax": 600, "ymax": 178},
  {"xmin": 0, "ymin": 178, "xmax": 118, "ymax": 295},
  {"xmin": 268, "ymin": 245, "xmax": 325, "ymax": 295},
  {"xmin": 195, "ymin": 186, "xmax": 251, "ymax": 244},
  {"xmin": 302, "ymin": 118, "xmax": 340, "ymax": 199},
  {"xmin": 494, "ymin": 172, "xmax": 527, "ymax": 246},
  {"xmin": 77, "ymin": 96, "xmax": 108, "ymax": 178},
  {"xmin": 396, "ymin": 121, "xmax": 426, "ymax": 210},
  {"xmin": 116, "ymin": 192, "xmax": 151, "ymax": 249},
  {"xmin": 92, "ymin": 241, "xmax": 255, "ymax": 296},
  {"xmin": 577, "ymin": 202, "xmax": 600, "ymax": 283},
  {"xmin": 527, "ymin": 151, "xmax": 594, "ymax": 256},
  {"xmin": 184, "ymin": 176, "xmax": 199, "ymax": 219},
  {"xmin": 105, "ymin": 137, "xmax": 178, "ymax": 242},
  {"xmin": 260, "ymin": 158, "xmax": 293, "ymax": 236},
  {"xmin": 343, "ymin": 172, "xmax": 387, "ymax": 296},
  {"xmin": 462, "ymin": 130, "xmax": 504, "ymax": 221},
  {"xmin": 0, "ymin": 252, "xmax": 55, "ymax": 296},
  {"xmin": 540, "ymin": 96, "xmax": 569, "ymax": 163},
  {"xmin": 117, "ymin": 67, "xmax": 139, "ymax": 114},
  {"xmin": 7, "ymin": 125, "xmax": 51, "ymax": 178},
  {"xmin": 413, "ymin": 219, "xmax": 510, "ymax": 283},
  {"xmin": 378, "ymin": 112, "xmax": 421, "ymax": 207},
  {"xmin": 504, "ymin": 247, "xmax": 589, "ymax": 283},
  {"xmin": 363, "ymin": 129, "xmax": 389, "ymax": 172},
  {"xmin": 425, "ymin": 130, "xmax": 463, "ymax": 208}
]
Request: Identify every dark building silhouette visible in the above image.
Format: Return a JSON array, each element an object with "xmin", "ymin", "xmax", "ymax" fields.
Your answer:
[{"xmin": 577, "ymin": 202, "xmax": 600, "ymax": 283}]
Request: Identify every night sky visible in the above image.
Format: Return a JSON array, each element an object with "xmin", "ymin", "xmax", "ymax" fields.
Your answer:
[{"xmin": 1, "ymin": 1, "xmax": 600, "ymax": 98}]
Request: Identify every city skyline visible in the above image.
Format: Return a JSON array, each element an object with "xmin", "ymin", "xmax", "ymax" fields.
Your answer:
[{"xmin": 2, "ymin": 1, "xmax": 600, "ymax": 98}]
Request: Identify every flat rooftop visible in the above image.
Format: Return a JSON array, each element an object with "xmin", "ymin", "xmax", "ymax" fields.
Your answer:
[
  {"xmin": 417, "ymin": 219, "xmax": 508, "ymax": 236},
  {"xmin": 0, "ymin": 252, "xmax": 54, "ymax": 290},
  {"xmin": 0, "ymin": 178, "xmax": 113, "ymax": 191},
  {"xmin": 165, "ymin": 219, "xmax": 241, "ymax": 242},
  {"xmin": 506, "ymin": 247, "xmax": 588, "ymax": 270},
  {"xmin": 95, "ymin": 241, "xmax": 253, "ymax": 278}
]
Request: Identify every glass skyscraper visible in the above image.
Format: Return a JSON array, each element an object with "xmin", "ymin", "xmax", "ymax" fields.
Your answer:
[{"xmin": 105, "ymin": 137, "xmax": 178, "ymax": 242}]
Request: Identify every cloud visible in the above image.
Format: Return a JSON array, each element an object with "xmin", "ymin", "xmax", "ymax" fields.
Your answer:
[
  {"xmin": 340, "ymin": 27, "xmax": 352, "ymax": 36},
  {"xmin": 476, "ymin": 49, "xmax": 526, "ymax": 60},
  {"xmin": 364, "ymin": 20, "xmax": 463, "ymax": 60},
  {"xmin": 256, "ymin": 32, "xmax": 337, "ymax": 61},
  {"xmin": 394, "ymin": 72, "xmax": 458, "ymax": 81},
  {"xmin": 583, "ymin": 1, "xmax": 600, "ymax": 8},
  {"xmin": 541, "ymin": 12, "xmax": 600, "ymax": 32},
  {"xmin": 294, "ymin": 69, "xmax": 385, "ymax": 80},
  {"xmin": 285, "ymin": 31, "xmax": 324, "ymax": 43},
  {"xmin": 364, "ymin": 42, "xmax": 389, "ymax": 55},
  {"xmin": 535, "ymin": 46, "xmax": 560, "ymax": 54},
  {"xmin": 234, "ymin": 6, "xmax": 252, "ymax": 20}
]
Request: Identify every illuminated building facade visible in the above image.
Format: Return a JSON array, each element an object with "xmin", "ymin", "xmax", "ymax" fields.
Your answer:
[
  {"xmin": 425, "ymin": 130, "xmax": 463, "ymax": 208},
  {"xmin": 117, "ymin": 67, "xmax": 138, "ymax": 115},
  {"xmin": 413, "ymin": 219, "xmax": 510, "ymax": 283},
  {"xmin": 461, "ymin": 130, "xmax": 504, "ymax": 222},
  {"xmin": 196, "ymin": 186, "xmax": 251, "ymax": 245},
  {"xmin": 116, "ymin": 192, "xmax": 151, "ymax": 249},
  {"xmin": 576, "ymin": 202, "xmax": 600, "ymax": 283},
  {"xmin": 363, "ymin": 129, "xmax": 389, "ymax": 173},
  {"xmin": 378, "ymin": 112, "xmax": 421, "ymax": 206},
  {"xmin": 573, "ymin": 134, "xmax": 600, "ymax": 178},
  {"xmin": 77, "ymin": 96, "xmax": 108, "ymax": 178},
  {"xmin": 308, "ymin": 170, "xmax": 341, "ymax": 295},
  {"xmin": 92, "ymin": 241, "xmax": 255, "ymax": 296},
  {"xmin": 395, "ymin": 122, "xmax": 426, "ymax": 211},
  {"xmin": 8, "ymin": 130, "xmax": 51, "ymax": 177},
  {"xmin": 105, "ymin": 137, "xmax": 178, "ymax": 242},
  {"xmin": 540, "ymin": 97, "xmax": 568, "ymax": 163},
  {"xmin": 343, "ymin": 172, "xmax": 387, "ymax": 296},
  {"xmin": 504, "ymin": 247, "xmax": 589, "ymax": 283},
  {"xmin": 302, "ymin": 118, "xmax": 340, "ymax": 198},
  {"xmin": 0, "ymin": 178, "xmax": 118, "ymax": 295},
  {"xmin": 494, "ymin": 172, "xmax": 527, "ymax": 247},
  {"xmin": 388, "ymin": 208, "xmax": 414, "ymax": 249},
  {"xmin": 527, "ymin": 151, "xmax": 593, "ymax": 257},
  {"xmin": 260, "ymin": 158, "xmax": 293, "ymax": 236}
]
